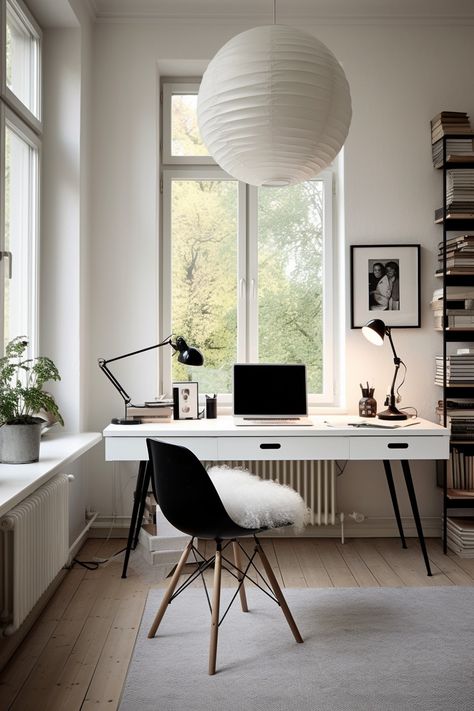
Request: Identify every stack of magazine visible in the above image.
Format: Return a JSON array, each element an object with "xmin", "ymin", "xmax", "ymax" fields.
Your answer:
[{"xmin": 446, "ymin": 518, "xmax": 474, "ymax": 558}]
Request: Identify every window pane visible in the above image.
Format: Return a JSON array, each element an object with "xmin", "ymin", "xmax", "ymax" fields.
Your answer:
[
  {"xmin": 171, "ymin": 180, "xmax": 238, "ymax": 392},
  {"xmin": 3, "ymin": 124, "xmax": 38, "ymax": 351},
  {"xmin": 171, "ymin": 95, "xmax": 209, "ymax": 157},
  {"xmin": 258, "ymin": 182, "xmax": 324, "ymax": 393},
  {"xmin": 6, "ymin": 1, "xmax": 40, "ymax": 118}
]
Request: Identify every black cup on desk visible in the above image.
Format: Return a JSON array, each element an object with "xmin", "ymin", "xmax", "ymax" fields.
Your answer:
[{"xmin": 206, "ymin": 394, "xmax": 217, "ymax": 419}]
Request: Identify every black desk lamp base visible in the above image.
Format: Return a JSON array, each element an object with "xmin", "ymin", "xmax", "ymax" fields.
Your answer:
[
  {"xmin": 377, "ymin": 405, "xmax": 408, "ymax": 421},
  {"xmin": 111, "ymin": 417, "xmax": 141, "ymax": 425}
]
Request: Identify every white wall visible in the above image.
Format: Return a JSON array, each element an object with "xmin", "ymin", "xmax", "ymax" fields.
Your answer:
[
  {"xmin": 71, "ymin": 17, "xmax": 474, "ymax": 530},
  {"xmin": 40, "ymin": 0, "xmax": 95, "ymax": 543}
]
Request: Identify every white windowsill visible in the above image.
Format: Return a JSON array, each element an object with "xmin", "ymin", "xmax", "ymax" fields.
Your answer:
[{"xmin": 0, "ymin": 431, "xmax": 102, "ymax": 518}]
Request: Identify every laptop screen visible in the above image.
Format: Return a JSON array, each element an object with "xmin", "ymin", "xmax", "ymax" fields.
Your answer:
[{"xmin": 233, "ymin": 364, "xmax": 308, "ymax": 417}]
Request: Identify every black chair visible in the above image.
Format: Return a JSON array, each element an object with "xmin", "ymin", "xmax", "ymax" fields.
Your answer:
[{"xmin": 146, "ymin": 438, "xmax": 303, "ymax": 675}]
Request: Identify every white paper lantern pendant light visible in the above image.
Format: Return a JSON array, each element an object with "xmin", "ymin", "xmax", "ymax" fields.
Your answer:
[{"xmin": 197, "ymin": 1, "xmax": 352, "ymax": 188}]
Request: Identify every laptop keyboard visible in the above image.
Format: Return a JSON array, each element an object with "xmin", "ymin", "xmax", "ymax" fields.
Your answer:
[{"xmin": 235, "ymin": 417, "xmax": 313, "ymax": 426}]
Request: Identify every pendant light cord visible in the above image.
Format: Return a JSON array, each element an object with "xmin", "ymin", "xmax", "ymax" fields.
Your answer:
[{"xmin": 273, "ymin": 0, "xmax": 276, "ymax": 24}]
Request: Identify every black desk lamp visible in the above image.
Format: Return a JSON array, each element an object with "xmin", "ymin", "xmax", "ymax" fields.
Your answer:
[
  {"xmin": 98, "ymin": 336, "xmax": 204, "ymax": 424},
  {"xmin": 362, "ymin": 319, "xmax": 407, "ymax": 421}
]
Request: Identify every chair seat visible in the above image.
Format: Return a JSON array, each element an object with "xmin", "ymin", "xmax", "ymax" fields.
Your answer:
[{"xmin": 207, "ymin": 466, "xmax": 309, "ymax": 532}]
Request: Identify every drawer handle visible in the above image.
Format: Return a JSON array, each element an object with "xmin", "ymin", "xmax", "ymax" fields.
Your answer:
[
  {"xmin": 387, "ymin": 442, "xmax": 409, "ymax": 449},
  {"xmin": 260, "ymin": 443, "xmax": 281, "ymax": 450}
]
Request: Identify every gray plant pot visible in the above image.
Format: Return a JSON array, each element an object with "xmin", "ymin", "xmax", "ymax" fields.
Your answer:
[{"xmin": 0, "ymin": 422, "xmax": 42, "ymax": 464}]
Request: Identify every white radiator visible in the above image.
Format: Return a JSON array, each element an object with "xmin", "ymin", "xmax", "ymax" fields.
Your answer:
[
  {"xmin": 205, "ymin": 460, "xmax": 336, "ymax": 526},
  {"xmin": 0, "ymin": 474, "xmax": 69, "ymax": 635}
]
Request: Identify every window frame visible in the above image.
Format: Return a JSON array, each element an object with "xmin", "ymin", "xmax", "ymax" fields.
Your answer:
[
  {"xmin": 1, "ymin": 0, "xmax": 42, "ymax": 133},
  {"xmin": 1, "ymin": 0, "xmax": 42, "ymax": 356},
  {"xmin": 160, "ymin": 78, "xmax": 342, "ymax": 409}
]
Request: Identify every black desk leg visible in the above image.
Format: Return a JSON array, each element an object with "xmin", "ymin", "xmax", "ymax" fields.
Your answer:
[
  {"xmin": 121, "ymin": 460, "xmax": 151, "ymax": 579},
  {"xmin": 383, "ymin": 460, "xmax": 407, "ymax": 549},
  {"xmin": 401, "ymin": 460, "xmax": 432, "ymax": 577}
]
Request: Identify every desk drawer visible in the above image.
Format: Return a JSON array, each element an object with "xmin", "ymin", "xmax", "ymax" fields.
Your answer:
[
  {"xmin": 105, "ymin": 436, "xmax": 218, "ymax": 461},
  {"xmin": 217, "ymin": 437, "xmax": 349, "ymax": 461},
  {"xmin": 349, "ymin": 435, "xmax": 449, "ymax": 461}
]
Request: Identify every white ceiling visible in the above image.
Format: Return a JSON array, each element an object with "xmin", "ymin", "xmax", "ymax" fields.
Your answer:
[{"xmin": 25, "ymin": 0, "xmax": 474, "ymax": 27}]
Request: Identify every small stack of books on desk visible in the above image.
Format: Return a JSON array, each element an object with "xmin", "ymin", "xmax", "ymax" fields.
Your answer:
[{"xmin": 127, "ymin": 400, "xmax": 173, "ymax": 423}]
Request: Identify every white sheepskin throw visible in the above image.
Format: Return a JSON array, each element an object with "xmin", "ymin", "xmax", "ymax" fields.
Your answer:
[{"xmin": 207, "ymin": 466, "xmax": 310, "ymax": 532}]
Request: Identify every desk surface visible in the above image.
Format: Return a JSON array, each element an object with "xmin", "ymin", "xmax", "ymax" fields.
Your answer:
[
  {"xmin": 103, "ymin": 416, "xmax": 449, "ymax": 462},
  {"xmin": 103, "ymin": 416, "xmax": 447, "ymax": 437}
]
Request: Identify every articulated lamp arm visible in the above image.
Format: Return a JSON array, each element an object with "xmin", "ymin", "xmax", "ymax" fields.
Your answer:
[{"xmin": 98, "ymin": 336, "xmax": 203, "ymax": 425}]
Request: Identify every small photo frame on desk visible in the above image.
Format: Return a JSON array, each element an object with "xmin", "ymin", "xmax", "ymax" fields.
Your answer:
[
  {"xmin": 350, "ymin": 244, "xmax": 420, "ymax": 328},
  {"xmin": 173, "ymin": 381, "xmax": 199, "ymax": 419}
]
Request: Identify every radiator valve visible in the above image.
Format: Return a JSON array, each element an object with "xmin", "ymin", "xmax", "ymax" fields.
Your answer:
[{"xmin": 348, "ymin": 511, "xmax": 365, "ymax": 523}]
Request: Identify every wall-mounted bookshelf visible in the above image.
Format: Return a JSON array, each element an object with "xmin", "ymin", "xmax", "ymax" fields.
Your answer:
[{"xmin": 431, "ymin": 111, "xmax": 474, "ymax": 555}]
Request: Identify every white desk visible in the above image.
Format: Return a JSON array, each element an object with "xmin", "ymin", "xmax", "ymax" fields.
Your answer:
[{"xmin": 103, "ymin": 416, "xmax": 450, "ymax": 577}]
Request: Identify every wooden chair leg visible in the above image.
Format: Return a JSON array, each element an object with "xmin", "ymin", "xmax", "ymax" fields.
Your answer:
[
  {"xmin": 148, "ymin": 541, "xmax": 193, "ymax": 639},
  {"xmin": 232, "ymin": 540, "xmax": 249, "ymax": 612},
  {"xmin": 255, "ymin": 540, "xmax": 303, "ymax": 644},
  {"xmin": 208, "ymin": 542, "xmax": 222, "ymax": 675}
]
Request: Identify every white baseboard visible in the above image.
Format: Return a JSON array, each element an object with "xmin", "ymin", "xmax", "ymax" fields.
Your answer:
[{"xmin": 92, "ymin": 515, "xmax": 442, "ymax": 540}]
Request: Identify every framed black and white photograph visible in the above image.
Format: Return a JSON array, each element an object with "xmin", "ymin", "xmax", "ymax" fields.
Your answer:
[
  {"xmin": 173, "ymin": 381, "xmax": 199, "ymax": 419},
  {"xmin": 350, "ymin": 244, "xmax": 420, "ymax": 328}
]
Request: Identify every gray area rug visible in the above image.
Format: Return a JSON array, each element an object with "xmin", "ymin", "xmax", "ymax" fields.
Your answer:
[{"xmin": 119, "ymin": 586, "xmax": 474, "ymax": 711}]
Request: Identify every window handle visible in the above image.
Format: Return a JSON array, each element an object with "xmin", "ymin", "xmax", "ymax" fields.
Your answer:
[
  {"xmin": 0, "ymin": 251, "xmax": 12, "ymax": 279},
  {"xmin": 250, "ymin": 278, "xmax": 256, "ymax": 299},
  {"xmin": 239, "ymin": 277, "xmax": 246, "ymax": 298}
]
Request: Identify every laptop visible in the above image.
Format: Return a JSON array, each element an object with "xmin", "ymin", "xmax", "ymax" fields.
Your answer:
[{"xmin": 233, "ymin": 363, "xmax": 312, "ymax": 426}]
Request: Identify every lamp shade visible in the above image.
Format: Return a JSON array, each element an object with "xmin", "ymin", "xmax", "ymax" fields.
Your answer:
[
  {"xmin": 175, "ymin": 337, "xmax": 204, "ymax": 366},
  {"xmin": 362, "ymin": 319, "xmax": 386, "ymax": 346},
  {"xmin": 197, "ymin": 24, "xmax": 352, "ymax": 187}
]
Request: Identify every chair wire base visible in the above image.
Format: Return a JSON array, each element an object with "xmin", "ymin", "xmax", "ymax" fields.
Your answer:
[{"xmin": 147, "ymin": 534, "xmax": 303, "ymax": 674}]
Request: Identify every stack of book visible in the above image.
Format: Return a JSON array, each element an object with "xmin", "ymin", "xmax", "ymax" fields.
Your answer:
[
  {"xmin": 432, "ymin": 286, "xmax": 474, "ymax": 329},
  {"xmin": 437, "ymin": 234, "xmax": 474, "ymax": 274},
  {"xmin": 434, "ymin": 169, "xmax": 474, "ymax": 222},
  {"xmin": 431, "ymin": 111, "xmax": 474, "ymax": 168},
  {"xmin": 446, "ymin": 518, "xmax": 474, "ymax": 558},
  {"xmin": 435, "ymin": 353, "xmax": 474, "ymax": 385},
  {"xmin": 436, "ymin": 398, "xmax": 474, "ymax": 441},
  {"xmin": 127, "ymin": 400, "xmax": 174, "ymax": 423},
  {"xmin": 432, "ymin": 138, "xmax": 474, "ymax": 169}
]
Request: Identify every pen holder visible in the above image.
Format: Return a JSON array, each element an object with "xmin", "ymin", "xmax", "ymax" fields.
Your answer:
[
  {"xmin": 206, "ymin": 395, "xmax": 217, "ymax": 419},
  {"xmin": 359, "ymin": 388, "xmax": 376, "ymax": 418}
]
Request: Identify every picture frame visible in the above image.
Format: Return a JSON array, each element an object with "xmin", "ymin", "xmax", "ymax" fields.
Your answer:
[
  {"xmin": 173, "ymin": 381, "xmax": 199, "ymax": 420},
  {"xmin": 350, "ymin": 244, "xmax": 421, "ymax": 328}
]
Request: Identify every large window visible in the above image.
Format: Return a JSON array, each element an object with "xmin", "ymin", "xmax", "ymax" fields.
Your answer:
[
  {"xmin": 161, "ymin": 80, "xmax": 341, "ymax": 406},
  {"xmin": 1, "ymin": 0, "xmax": 41, "ymax": 355}
]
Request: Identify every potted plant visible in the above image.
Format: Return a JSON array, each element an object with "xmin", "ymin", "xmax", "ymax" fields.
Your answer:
[{"xmin": 0, "ymin": 336, "xmax": 64, "ymax": 463}]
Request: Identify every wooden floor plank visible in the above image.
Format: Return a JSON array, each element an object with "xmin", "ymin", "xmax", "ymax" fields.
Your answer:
[
  {"xmin": 353, "ymin": 539, "xmax": 404, "ymax": 587},
  {"xmin": 375, "ymin": 539, "xmax": 451, "ymax": 587},
  {"xmin": 336, "ymin": 541, "xmax": 380, "ymax": 587},
  {"xmin": 313, "ymin": 540, "xmax": 357, "ymax": 587},
  {"xmin": 291, "ymin": 538, "xmax": 333, "ymax": 588},
  {"xmin": 272, "ymin": 539, "xmax": 307, "ymax": 587},
  {"xmin": 81, "ymin": 583, "xmax": 148, "ymax": 710},
  {"xmin": 426, "ymin": 540, "xmax": 474, "ymax": 585}
]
